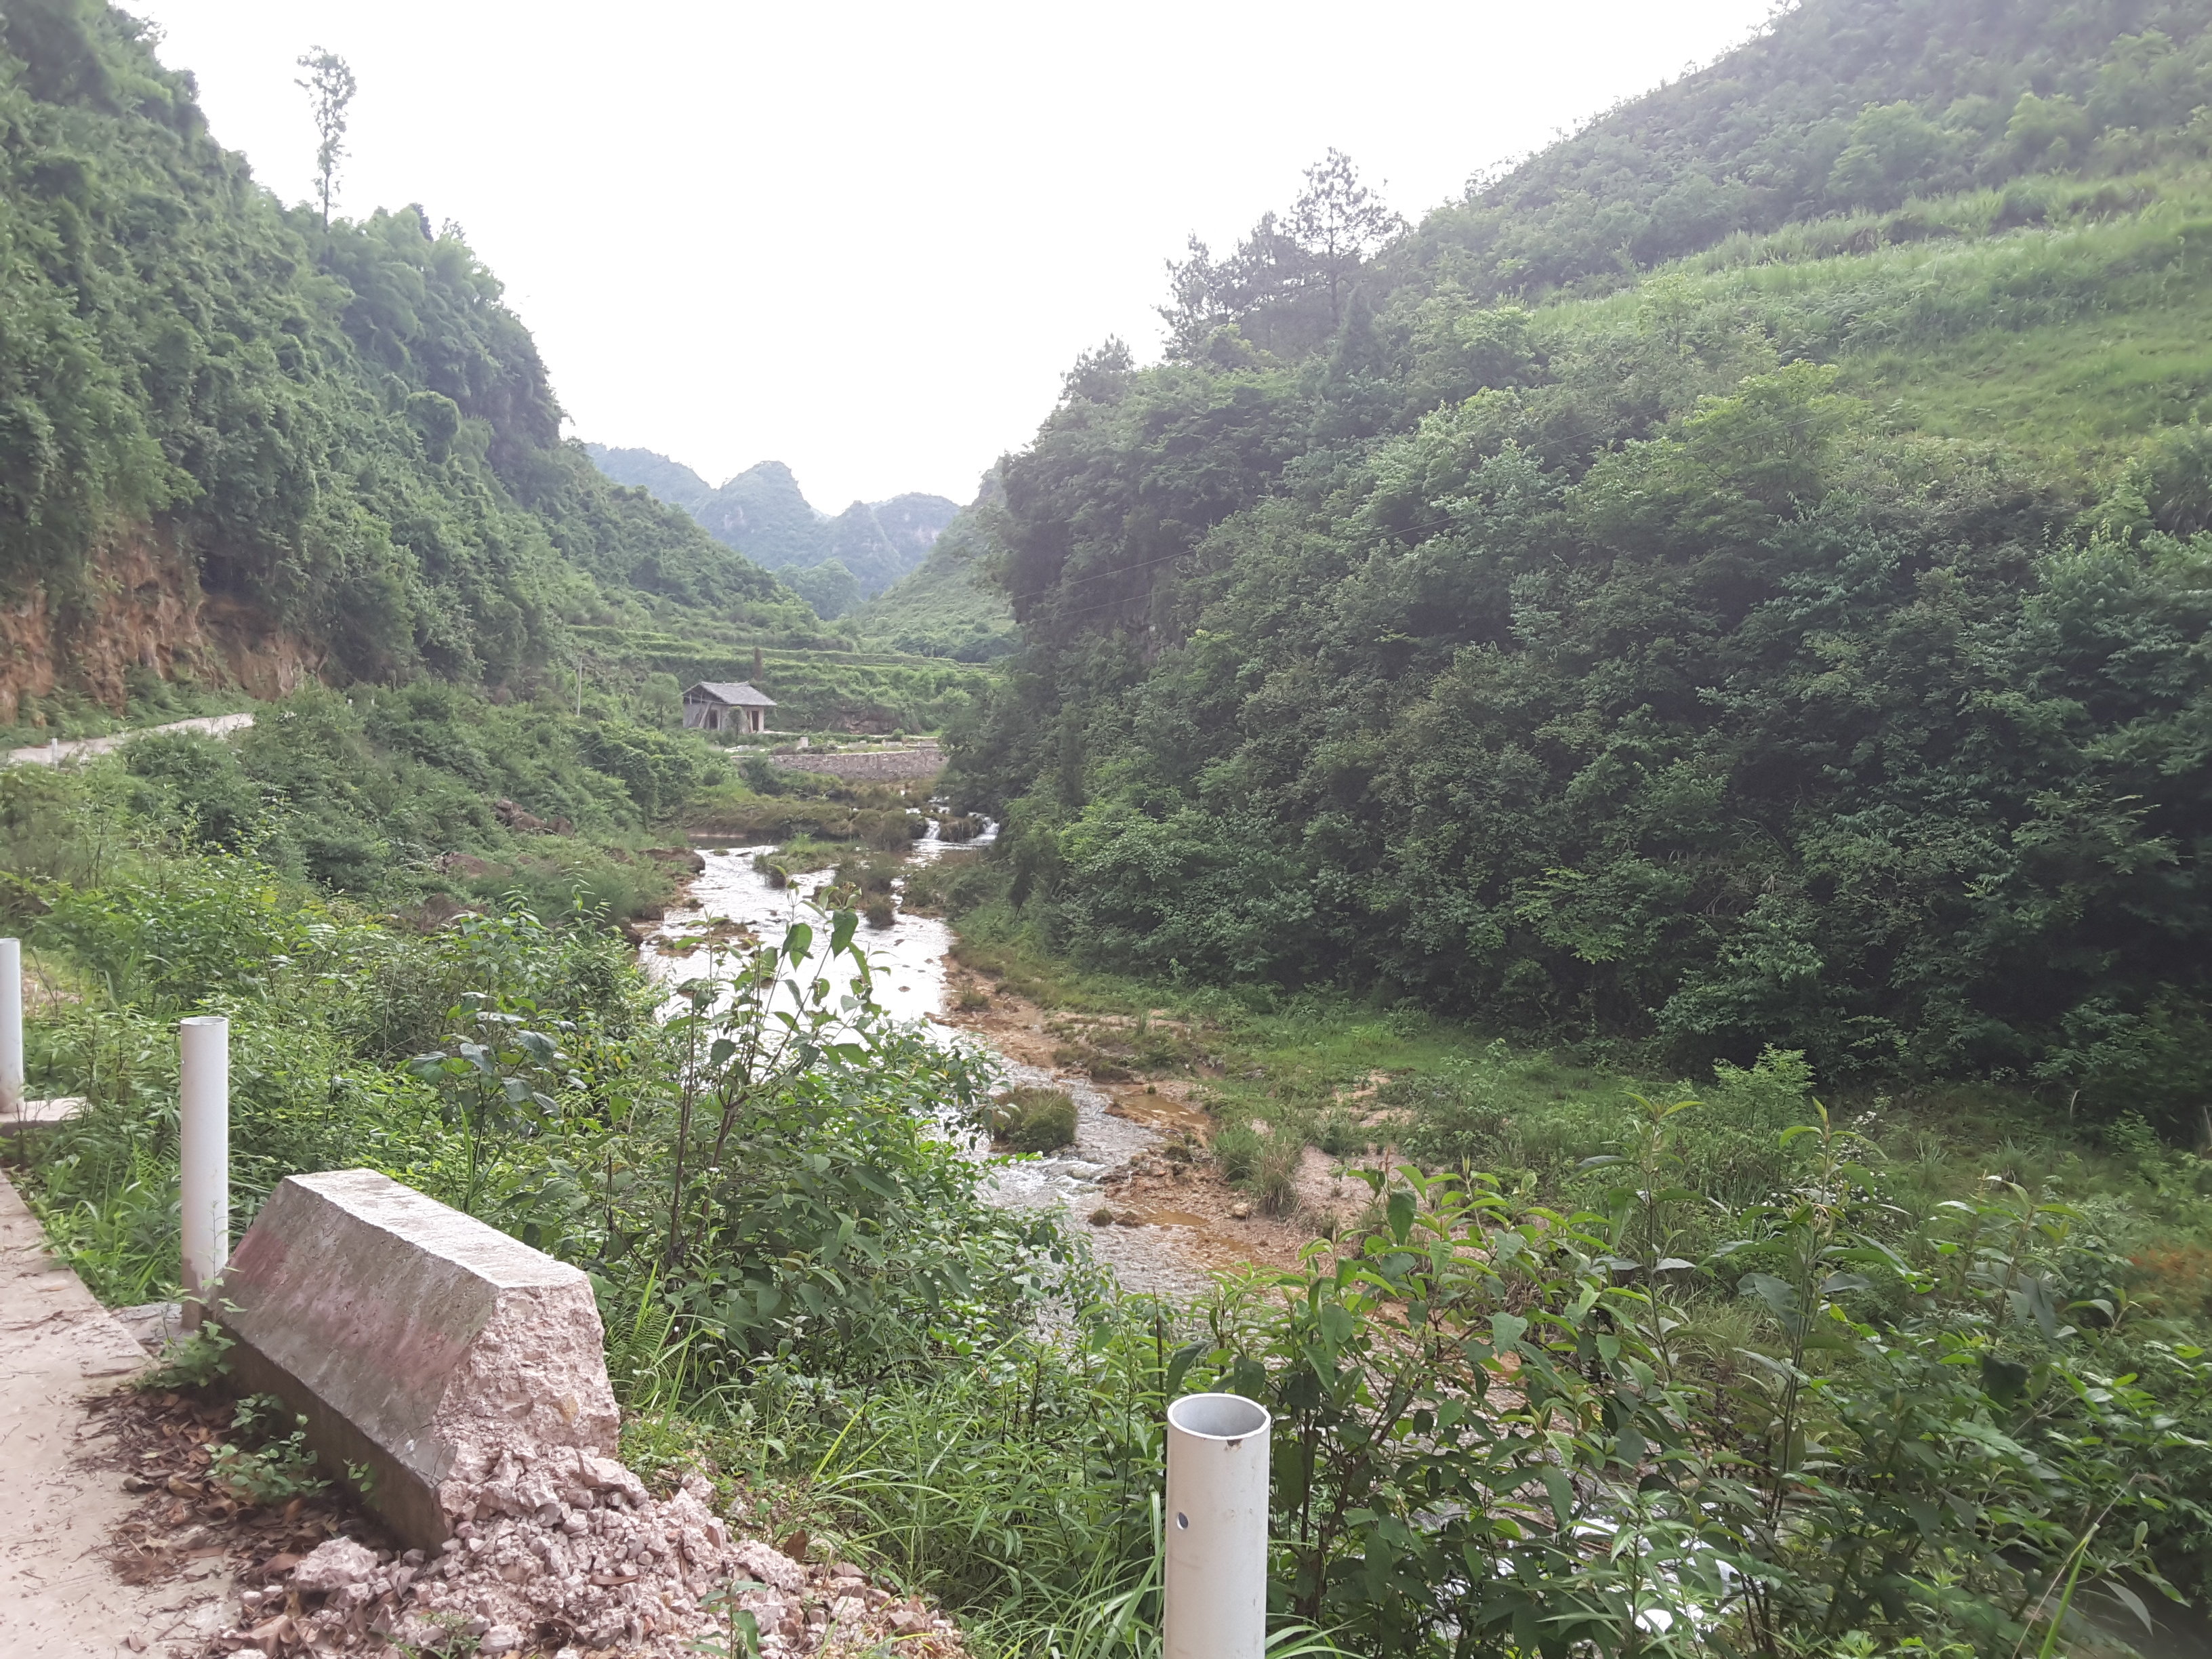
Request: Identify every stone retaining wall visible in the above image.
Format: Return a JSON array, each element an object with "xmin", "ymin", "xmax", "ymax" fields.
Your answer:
[{"xmin": 769, "ymin": 743, "xmax": 944, "ymax": 782}]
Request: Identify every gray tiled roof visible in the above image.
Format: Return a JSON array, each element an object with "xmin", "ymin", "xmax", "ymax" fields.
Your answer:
[{"xmin": 685, "ymin": 681, "xmax": 777, "ymax": 707}]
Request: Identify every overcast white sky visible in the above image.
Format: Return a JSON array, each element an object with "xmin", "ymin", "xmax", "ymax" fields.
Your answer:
[{"xmin": 130, "ymin": 1, "xmax": 1780, "ymax": 510}]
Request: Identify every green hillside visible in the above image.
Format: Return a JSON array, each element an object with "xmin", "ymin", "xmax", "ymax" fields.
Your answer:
[
  {"xmin": 848, "ymin": 476, "xmax": 1021, "ymax": 661},
  {"xmin": 825, "ymin": 491, "xmax": 962, "ymax": 596},
  {"xmin": 685, "ymin": 459, "xmax": 827, "ymax": 569},
  {"xmin": 1416, "ymin": 0, "xmax": 2212, "ymax": 298},
  {"xmin": 951, "ymin": 0, "xmax": 2212, "ymax": 1120},
  {"xmin": 581, "ymin": 443, "xmax": 714, "ymax": 512},
  {"xmin": 0, "ymin": 0, "xmax": 812, "ymax": 724},
  {"xmin": 1171, "ymin": 0, "xmax": 2212, "ymax": 362}
]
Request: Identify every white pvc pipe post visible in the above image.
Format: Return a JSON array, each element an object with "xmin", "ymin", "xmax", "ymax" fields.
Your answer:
[
  {"xmin": 1165, "ymin": 1392, "xmax": 1273, "ymax": 1659},
  {"xmin": 178, "ymin": 1016, "xmax": 230, "ymax": 1330},
  {"xmin": 0, "ymin": 938, "xmax": 21, "ymax": 1117}
]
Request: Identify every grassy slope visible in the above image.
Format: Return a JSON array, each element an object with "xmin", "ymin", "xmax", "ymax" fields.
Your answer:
[
  {"xmin": 846, "ymin": 508, "xmax": 1019, "ymax": 663},
  {"xmin": 1850, "ymin": 264, "xmax": 2212, "ymax": 454},
  {"xmin": 1539, "ymin": 171, "xmax": 2212, "ymax": 473}
]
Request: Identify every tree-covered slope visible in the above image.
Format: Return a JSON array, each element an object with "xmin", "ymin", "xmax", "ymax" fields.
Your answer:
[
  {"xmin": 1172, "ymin": 0, "xmax": 2212, "ymax": 362},
  {"xmin": 951, "ymin": 0, "xmax": 2212, "ymax": 1117},
  {"xmin": 848, "ymin": 476, "xmax": 1021, "ymax": 661},
  {"xmin": 582, "ymin": 443, "xmax": 714, "ymax": 513},
  {"xmin": 827, "ymin": 491, "xmax": 962, "ymax": 596},
  {"xmin": 682, "ymin": 459, "xmax": 827, "ymax": 571},
  {"xmin": 0, "ymin": 0, "xmax": 809, "ymax": 714}
]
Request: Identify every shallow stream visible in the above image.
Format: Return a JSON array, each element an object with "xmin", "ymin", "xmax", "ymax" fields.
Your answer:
[{"xmin": 639, "ymin": 827, "xmax": 1210, "ymax": 1298}]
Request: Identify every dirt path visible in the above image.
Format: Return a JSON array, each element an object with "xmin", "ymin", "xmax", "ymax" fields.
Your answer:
[
  {"xmin": 0, "ymin": 1172, "xmax": 237, "ymax": 1658},
  {"xmin": 4, "ymin": 712, "xmax": 255, "ymax": 770}
]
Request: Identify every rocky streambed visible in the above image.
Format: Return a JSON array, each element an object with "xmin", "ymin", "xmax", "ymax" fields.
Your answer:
[{"xmin": 639, "ymin": 826, "xmax": 1248, "ymax": 1299}]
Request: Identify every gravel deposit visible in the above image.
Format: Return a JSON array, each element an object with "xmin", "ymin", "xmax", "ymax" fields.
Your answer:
[{"xmin": 213, "ymin": 1445, "xmax": 962, "ymax": 1657}]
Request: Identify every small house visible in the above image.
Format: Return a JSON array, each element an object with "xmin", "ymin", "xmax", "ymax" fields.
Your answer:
[{"xmin": 682, "ymin": 680, "xmax": 776, "ymax": 734}]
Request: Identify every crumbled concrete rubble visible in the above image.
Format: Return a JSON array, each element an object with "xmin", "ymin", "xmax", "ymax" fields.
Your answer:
[{"xmin": 216, "ymin": 1448, "xmax": 964, "ymax": 1656}]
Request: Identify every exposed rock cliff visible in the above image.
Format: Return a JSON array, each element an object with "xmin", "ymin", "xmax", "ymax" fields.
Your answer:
[{"xmin": 0, "ymin": 525, "xmax": 319, "ymax": 726}]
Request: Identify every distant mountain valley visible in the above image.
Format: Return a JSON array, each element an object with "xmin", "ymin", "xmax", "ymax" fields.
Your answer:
[{"xmin": 586, "ymin": 447, "xmax": 958, "ymax": 619}]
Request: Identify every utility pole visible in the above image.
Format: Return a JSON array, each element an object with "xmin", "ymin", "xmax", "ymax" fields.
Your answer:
[
  {"xmin": 0, "ymin": 939, "xmax": 21, "ymax": 1117},
  {"xmin": 180, "ymin": 1016, "xmax": 230, "ymax": 1331}
]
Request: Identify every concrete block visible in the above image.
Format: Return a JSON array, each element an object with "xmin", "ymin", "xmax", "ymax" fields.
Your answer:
[
  {"xmin": 0, "ymin": 1095, "xmax": 85, "ymax": 1134},
  {"xmin": 219, "ymin": 1169, "xmax": 620, "ymax": 1549}
]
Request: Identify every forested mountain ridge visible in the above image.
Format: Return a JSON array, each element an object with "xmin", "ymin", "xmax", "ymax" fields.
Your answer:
[
  {"xmin": 1170, "ymin": 0, "xmax": 2212, "ymax": 358},
  {"xmin": 1414, "ymin": 0, "xmax": 2212, "ymax": 295},
  {"xmin": 829, "ymin": 492, "xmax": 963, "ymax": 596},
  {"xmin": 0, "ymin": 0, "xmax": 812, "ymax": 728},
  {"xmin": 951, "ymin": 0, "xmax": 2212, "ymax": 1122},
  {"xmin": 585, "ymin": 446, "xmax": 959, "ymax": 614},
  {"xmin": 681, "ymin": 459, "xmax": 829, "ymax": 569},
  {"xmin": 579, "ymin": 444, "xmax": 714, "ymax": 514}
]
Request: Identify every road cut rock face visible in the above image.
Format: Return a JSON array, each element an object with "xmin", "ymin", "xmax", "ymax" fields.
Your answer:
[{"xmin": 220, "ymin": 1168, "xmax": 621, "ymax": 1549}]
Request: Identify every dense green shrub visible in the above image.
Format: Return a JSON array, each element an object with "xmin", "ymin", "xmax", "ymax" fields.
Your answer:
[
  {"xmin": 1172, "ymin": 1139, "xmax": 2205, "ymax": 1657},
  {"xmin": 957, "ymin": 328, "xmax": 2212, "ymax": 1113},
  {"xmin": 997, "ymin": 1085, "xmax": 1078, "ymax": 1153},
  {"xmin": 35, "ymin": 852, "xmax": 329, "ymax": 1006},
  {"xmin": 20, "ymin": 851, "xmax": 1065, "ymax": 1381},
  {"xmin": 36, "ymin": 685, "xmax": 745, "ymax": 924}
]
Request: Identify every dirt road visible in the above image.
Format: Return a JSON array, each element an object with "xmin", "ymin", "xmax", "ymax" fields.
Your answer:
[
  {"xmin": 0, "ymin": 1173, "xmax": 238, "ymax": 1657},
  {"xmin": 5, "ymin": 712, "xmax": 255, "ymax": 770}
]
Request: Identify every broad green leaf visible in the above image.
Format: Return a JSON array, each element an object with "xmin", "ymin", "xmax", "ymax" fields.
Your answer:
[
  {"xmin": 1387, "ymin": 1189, "xmax": 1415, "ymax": 1244},
  {"xmin": 1538, "ymin": 1466, "xmax": 1574, "ymax": 1531},
  {"xmin": 1981, "ymin": 1355, "xmax": 2030, "ymax": 1406},
  {"xmin": 1742, "ymin": 1272, "xmax": 1799, "ymax": 1316}
]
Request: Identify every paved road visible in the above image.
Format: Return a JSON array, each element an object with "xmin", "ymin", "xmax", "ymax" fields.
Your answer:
[
  {"xmin": 5, "ymin": 712, "xmax": 255, "ymax": 769},
  {"xmin": 0, "ymin": 1172, "xmax": 235, "ymax": 1657}
]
